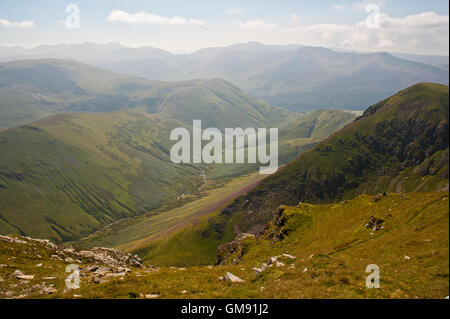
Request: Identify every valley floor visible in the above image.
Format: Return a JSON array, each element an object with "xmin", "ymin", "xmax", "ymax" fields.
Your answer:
[{"xmin": 0, "ymin": 191, "xmax": 448, "ymax": 299}]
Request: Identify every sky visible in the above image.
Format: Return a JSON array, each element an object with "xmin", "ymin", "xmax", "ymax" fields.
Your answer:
[{"xmin": 0, "ymin": 0, "xmax": 448, "ymax": 55}]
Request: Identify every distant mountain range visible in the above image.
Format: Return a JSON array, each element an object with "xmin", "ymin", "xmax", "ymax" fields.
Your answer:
[{"xmin": 0, "ymin": 42, "xmax": 447, "ymax": 112}]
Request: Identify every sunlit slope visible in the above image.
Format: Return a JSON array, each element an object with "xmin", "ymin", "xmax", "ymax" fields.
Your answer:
[
  {"xmin": 0, "ymin": 111, "xmax": 203, "ymax": 242},
  {"xmin": 1, "ymin": 191, "xmax": 447, "ymax": 299},
  {"xmin": 219, "ymin": 83, "xmax": 448, "ymax": 235}
]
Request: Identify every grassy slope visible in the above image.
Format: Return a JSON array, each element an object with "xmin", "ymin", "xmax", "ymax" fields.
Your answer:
[
  {"xmin": 1, "ymin": 191, "xmax": 447, "ymax": 299},
  {"xmin": 75, "ymin": 172, "xmax": 266, "ymax": 265},
  {"xmin": 217, "ymin": 83, "xmax": 449, "ymax": 236},
  {"xmin": 0, "ymin": 110, "xmax": 203, "ymax": 242},
  {"xmin": 0, "ymin": 59, "xmax": 292, "ymax": 130},
  {"xmin": 77, "ymin": 110, "xmax": 357, "ymax": 266},
  {"xmin": 129, "ymin": 83, "xmax": 449, "ymax": 268}
]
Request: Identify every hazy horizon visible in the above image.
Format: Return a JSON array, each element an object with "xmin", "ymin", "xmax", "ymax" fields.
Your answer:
[{"xmin": 0, "ymin": 0, "xmax": 448, "ymax": 55}]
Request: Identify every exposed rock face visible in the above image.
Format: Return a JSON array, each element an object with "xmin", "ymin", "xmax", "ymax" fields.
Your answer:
[
  {"xmin": 216, "ymin": 233, "xmax": 255, "ymax": 266},
  {"xmin": 0, "ymin": 235, "xmax": 144, "ymax": 298},
  {"xmin": 365, "ymin": 215, "xmax": 384, "ymax": 231},
  {"xmin": 0, "ymin": 235, "xmax": 142, "ymax": 270},
  {"xmin": 77, "ymin": 247, "xmax": 142, "ymax": 269}
]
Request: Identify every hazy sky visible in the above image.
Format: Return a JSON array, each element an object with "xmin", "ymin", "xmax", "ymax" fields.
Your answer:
[{"xmin": 0, "ymin": 0, "xmax": 448, "ymax": 55}]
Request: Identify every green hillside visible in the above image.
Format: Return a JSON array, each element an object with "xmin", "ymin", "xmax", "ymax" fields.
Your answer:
[
  {"xmin": 0, "ymin": 111, "xmax": 204, "ymax": 242},
  {"xmin": 132, "ymin": 83, "xmax": 449, "ymax": 266},
  {"xmin": 218, "ymin": 83, "xmax": 449, "ymax": 234},
  {"xmin": 1, "ymin": 191, "xmax": 447, "ymax": 299},
  {"xmin": 0, "ymin": 59, "xmax": 291, "ymax": 129},
  {"xmin": 0, "ymin": 108, "xmax": 354, "ymax": 243}
]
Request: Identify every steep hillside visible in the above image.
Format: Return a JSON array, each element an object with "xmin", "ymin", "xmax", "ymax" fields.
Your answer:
[
  {"xmin": 1, "ymin": 191, "xmax": 447, "ymax": 299},
  {"xmin": 0, "ymin": 59, "xmax": 291, "ymax": 129},
  {"xmin": 210, "ymin": 83, "xmax": 449, "ymax": 237},
  {"xmin": 0, "ymin": 111, "xmax": 204, "ymax": 242}
]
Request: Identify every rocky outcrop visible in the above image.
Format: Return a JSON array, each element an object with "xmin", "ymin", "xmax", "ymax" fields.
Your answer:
[
  {"xmin": 216, "ymin": 233, "xmax": 255, "ymax": 266},
  {"xmin": 0, "ymin": 235, "xmax": 143, "ymax": 270},
  {"xmin": 365, "ymin": 215, "xmax": 384, "ymax": 231},
  {"xmin": 0, "ymin": 235, "xmax": 144, "ymax": 298}
]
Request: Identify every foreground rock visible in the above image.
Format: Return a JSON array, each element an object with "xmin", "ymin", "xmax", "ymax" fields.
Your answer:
[
  {"xmin": 220, "ymin": 272, "xmax": 245, "ymax": 283},
  {"xmin": 216, "ymin": 233, "xmax": 255, "ymax": 265},
  {"xmin": 0, "ymin": 235, "xmax": 144, "ymax": 298}
]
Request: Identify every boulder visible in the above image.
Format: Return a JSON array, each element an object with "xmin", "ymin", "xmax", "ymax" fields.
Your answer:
[{"xmin": 224, "ymin": 272, "xmax": 245, "ymax": 283}]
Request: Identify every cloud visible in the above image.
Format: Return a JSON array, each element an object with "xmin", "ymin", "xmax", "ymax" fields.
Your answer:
[
  {"xmin": 0, "ymin": 18, "xmax": 34, "ymax": 28},
  {"xmin": 239, "ymin": 20, "xmax": 279, "ymax": 31},
  {"xmin": 233, "ymin": 11, "xmax": 449, "ymax": 55},
  {"xmin": 107, "ymin": 10, "xmax": 207, "ymax": 28},
  {"xmin": 353, "ymin": 0, "xmax": 386, "ymax": 12},
  {"xmin": 228, "ymin": 8, "xmax": 245, "ymax": 15},
  {"xmin": 331, "ymin": 4, "xmax": 345, "ymax": 10},
  {"xmin": 291, "ymin": 14, "xmax": 300, "ymax": 21}
]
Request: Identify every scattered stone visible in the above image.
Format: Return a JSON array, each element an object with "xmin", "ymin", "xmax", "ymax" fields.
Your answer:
[
  {"xmin": 275, "ymin": 261, "xmax": 285, "ymax": 267},
  {"xmin": 0, "ymin": 235, "xmax": 27, "ymax": 244},
  {"xmin": 36, "ymin": 263, "xmax": 43, "ymax": 267},
  {"xmin": 224, "ymin": 272, "xmax": 245, "ymax": 283},
  {"xmin": 41, "ymin": 287, "xmax": 57, "ymax": 295},
  {"xmin": 365, "ymin": 215, "xmax": 384, "ymax": 231},
  {"xmin": 282, "ymin": 254, "xmax": 296, "ymax": 260},
  {"xmin": 288, "ymin": 265, "xmax": 295, "ymax": 269},
  {"xmin": 253, "ymin": 267, "xmax": 263, "ymax": 275},
  {"xmin": 181, "ymin": 290, "xmax": 188, "ymax": 294},
  {"xmin": 73, "ymin": 294, "xmax": 83, "ymax": 298},
  {"xmin": 404, "ymin": 256, "xmax": 410, "ymax": 260},
  {"xmin": 86, "ymin": 265, "xmax": 99, "ymax": 272},
  {"xmin": 260, "ymin": 286, "xmax": 265, "ymax": 291},
  {"xmin": 13, "ymin": 270, "xmax": 34, "ymax": 280},
  {"xmin": 43, "ymin": 277, "xmax": 57, "ymax": 280},
  {"xmin": 5, "ymin": 291, "xmax": 14, "ymax": 298},
  {"xmin": 309, "ymin": 254, "xmax": 314, "ymax": 259},
  {"xmin": 303, "ymin": 267, "xmax": 308, "ymax": 273},
  {"xmin": 145, "ymin": 294, "xmax": 160, "ymax": 299}
]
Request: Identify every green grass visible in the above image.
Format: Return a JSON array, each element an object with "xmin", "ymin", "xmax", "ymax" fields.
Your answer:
[
  {"xmin": 75, "ymin": 172, "xmax": 266, "ymax": 264},
  {"xmin": 0, "ymin": 110, "xmax": 204, "ymax": 242},
  {"xmin": 215, "ymin": 83, "xmax": 449, "ymax": 237},
  {"xmin": 1, "ymin": 191, "xmax": 447, "ymax": 299}
]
